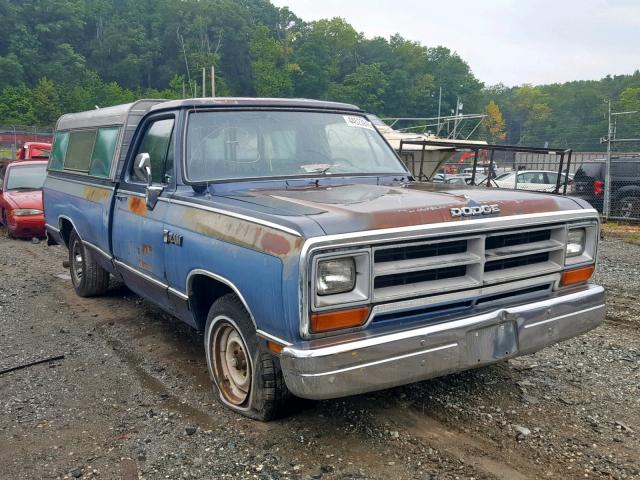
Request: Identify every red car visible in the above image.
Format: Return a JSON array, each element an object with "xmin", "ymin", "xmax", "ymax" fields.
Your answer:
[{"xmin": 0, "ymin": 160, "xmax": 48, "ymax": 238}]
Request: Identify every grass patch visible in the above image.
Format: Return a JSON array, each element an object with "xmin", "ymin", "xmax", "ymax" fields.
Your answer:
[{"xmin": 601, "ymin": 221, "xmax": 640, "ymax": 245}]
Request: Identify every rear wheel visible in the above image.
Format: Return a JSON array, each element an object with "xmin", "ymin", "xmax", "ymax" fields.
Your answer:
[
  {"xmin": 617, "ymin": 195, "xmax": 640, "ymax": 219},
  {"xmin": 204, "ymin": 293, "xmax": 290, "ymax": 421},
  {"xmin": 68, "ymin": 231, "xmax": 110, "ymax": 297}
]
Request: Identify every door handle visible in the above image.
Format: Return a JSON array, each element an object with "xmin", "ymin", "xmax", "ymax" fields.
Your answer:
[{"xmin": 115, "ymin": 194, "xmax": 127, "ymax": 201}]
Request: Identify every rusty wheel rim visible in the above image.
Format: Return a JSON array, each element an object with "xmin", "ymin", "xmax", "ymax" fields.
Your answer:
[{"xmin": 211, "ymin": 320, "xmax": 250, "ymax": 405}]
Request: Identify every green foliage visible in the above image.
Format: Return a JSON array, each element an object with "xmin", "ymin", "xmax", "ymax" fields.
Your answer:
[{"xmin": 0, "ymin": 0, "xmax": 637, "ymax": 154}]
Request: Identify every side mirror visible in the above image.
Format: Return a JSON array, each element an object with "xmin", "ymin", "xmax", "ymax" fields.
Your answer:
[
  {"xmin": 134, "ymin": 153, "xmax": 152, "ymax": 186},
  {"xmin": 133, "ymin": 152, "xmax": 163, "ymax": 210}
]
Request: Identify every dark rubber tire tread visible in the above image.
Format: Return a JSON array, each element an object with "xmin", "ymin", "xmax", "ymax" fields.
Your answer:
[
  {"xmin": 205, "ymin": 293, "xmax": 291, "ymax": 421},
  {"xmin": 68, "ymin": 231, "xmax": 110, "ymax": 297}
]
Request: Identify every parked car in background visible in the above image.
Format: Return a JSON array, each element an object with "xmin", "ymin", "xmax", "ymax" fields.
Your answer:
[
  {"xmin": 443, "ymin": 173, "xmax": 488, "ymax": 185},
  {"xmin": 0, "ymin": 160, "xmax": 47, "ymax": 238},
  {"xmin": 16, "ymin": 142, "xmax": 51, "ymax": 160},
  {"xmin": 494, "ymin": 170, "xmax": 572, "ymax": 193},
  {"xmin": 572, "ymin": 157, "xmax": 640, "ymax": 218}
]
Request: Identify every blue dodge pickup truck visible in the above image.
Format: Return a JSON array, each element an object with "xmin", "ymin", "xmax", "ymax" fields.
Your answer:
[{"xmin": 44, "ymin": 98, "xmax": 605, "ymax": 420}]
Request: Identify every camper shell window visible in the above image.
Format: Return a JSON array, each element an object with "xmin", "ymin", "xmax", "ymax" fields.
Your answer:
[{"xmin": 48, "ymin": 127, "xmax": 120, "ymax": 179}]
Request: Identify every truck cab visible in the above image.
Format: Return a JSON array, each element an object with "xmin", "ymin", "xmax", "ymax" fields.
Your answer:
[
  {"xmin": 44, "ymin": 98, "xmax": 605, "ymax": 420},
  {"xmin": 17, "ymin": 142, "xmax": 51, "ymax": 160}
]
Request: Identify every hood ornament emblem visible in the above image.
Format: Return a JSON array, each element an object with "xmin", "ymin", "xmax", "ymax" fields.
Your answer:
[{"xmin": 450, "ymin": 204, "xmax": 500, "ymax": 217}]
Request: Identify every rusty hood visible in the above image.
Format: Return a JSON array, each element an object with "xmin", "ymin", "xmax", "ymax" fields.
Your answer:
[{"xmin": 220, "ymin": 182, "xmax": 586, "ymax": 236}]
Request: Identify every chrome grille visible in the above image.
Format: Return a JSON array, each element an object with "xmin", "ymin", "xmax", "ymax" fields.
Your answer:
[{"xmin": 372, "ymin": 225, "xmax": 565, "ymax": 302}]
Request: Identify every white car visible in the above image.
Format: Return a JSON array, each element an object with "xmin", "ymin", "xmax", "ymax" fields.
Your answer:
[{"xmin": 493, "ymin": 170, "xmax": 572, "ymax": 193}]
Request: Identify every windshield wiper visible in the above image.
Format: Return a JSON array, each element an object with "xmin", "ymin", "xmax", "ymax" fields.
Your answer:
[{"xmin": 300, "ymin": 163, "xmax": 339, "ymax": 175}]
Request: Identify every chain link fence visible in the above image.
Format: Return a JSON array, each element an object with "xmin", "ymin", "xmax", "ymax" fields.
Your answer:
[
  {"xmin": 0, "ymin": 125, "xmax": 54, "ymax": 160},
  {"xmin": 398, "ymin": 142, "xmax": 640, "ymax": 222}
]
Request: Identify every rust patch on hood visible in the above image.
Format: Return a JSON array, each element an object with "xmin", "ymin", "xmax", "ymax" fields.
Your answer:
[
  {"xmin": 83, "ymin": 185, "xmax": 111, "ymax": 203},
  {"xmin": 128, "ymin": 196, "xmax": 147, "ymax": 216},
  {"xmin": 234, "ymin": 182, "xmax": 582, "ymax": 235}
]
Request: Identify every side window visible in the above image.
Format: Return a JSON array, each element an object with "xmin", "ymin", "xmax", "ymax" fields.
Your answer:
[
  {"xmin": 518, "ymin": 172, "xmax": 545, "ymax": 184},
  {"xmin": 49, "ymin": 131, "xmax": 68, "ymax": 171},
  {"xmin": 65, "ymin": 130, "xmax": 97, "ymax": 171},
  {"xmin": 89, "ymin": 127, "xmax": 120, "ymax": 178},
  {"xmin": 133, "ymin": 118, "xmax": 175, "ymax": 184}
]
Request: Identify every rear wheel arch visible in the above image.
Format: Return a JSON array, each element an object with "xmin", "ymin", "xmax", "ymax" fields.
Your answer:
[
  {"xmin": 58, "ymin": 217, "xmax": 75, "ymax": 247},
  {"xmin": 187, "ymin": 270, "xmax": 257, "ymax": 332}
]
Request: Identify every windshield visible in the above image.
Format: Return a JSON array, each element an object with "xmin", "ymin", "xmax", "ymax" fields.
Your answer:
[
  {"xmin": 185, "ymin": 111, "xmax": 407, "ymax": 182},
  {"xmin": 6, "ymin": 164, "xmax": 47, "ymax": 190}
]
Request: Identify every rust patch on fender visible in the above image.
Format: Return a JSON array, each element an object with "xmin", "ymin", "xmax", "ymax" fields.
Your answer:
[
  {"xmin": 260, "ymin": 232, "xmax": 292, "ymax": 256},
  {"xmin": 128, "ymin": 197, "xmax": 147, "ymax": 216},
  {"xmin": 83, "ymin": 186, "xmax": 111, "ymax": 203},
  {"xmin": 141, "ymin": 244, "xmax": 153, "ymax": 255},
  {"xmin": 168, "ymin": 205, "xmax": 302, "ymax": 259}
]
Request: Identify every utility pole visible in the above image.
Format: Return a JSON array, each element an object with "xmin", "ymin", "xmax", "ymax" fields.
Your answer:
[
  {"xmin": 202, "ymin": 67, "xmax": 206, "ymax": 98},
  {"xmin": 604, "ymin": 99, "xmax": 612, "ymax": 218},
  {"xmin": 211, "ymin": 65, "xmax": 215, "ymax": 97},
  {"xmin": 437, "ymin": 87, "xmax": 442, "ymax": 135}
]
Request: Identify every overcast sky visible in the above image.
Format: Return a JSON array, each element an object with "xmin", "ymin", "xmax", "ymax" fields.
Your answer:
[{"xmin": 271, "ymin": 0, "xmax": 640, "ymax": 87}]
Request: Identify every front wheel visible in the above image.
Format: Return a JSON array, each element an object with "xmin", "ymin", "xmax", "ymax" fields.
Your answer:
[
  {"xmin": 68, "ymin": 231, "xmax": 110, "ymax": 297},
  {"xmin": 204, "ymin": 294, "xmax": 290, "ymax": 421}
]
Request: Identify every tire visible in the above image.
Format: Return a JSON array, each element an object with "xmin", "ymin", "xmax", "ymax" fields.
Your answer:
[
  {"xmin": 616, "ymin": 195, "xmax": 640, "ymax": 219},
  {"xmin": 204, "ymin": 293, "xmax": 290, "ymax": 421},
  {"xmin": 68, "ymin": 230, "xmax": 110, "ymax": 297},
  {"xmin": 2, "ymin": 209, "xmax": 14, "ymax": 238}
]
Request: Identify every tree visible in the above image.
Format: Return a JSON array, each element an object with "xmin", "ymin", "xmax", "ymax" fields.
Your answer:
[
  {"xmin": 32, "ymin": 77, "xmax": 62, "ymax": 126},
  {"xmin": 249, "ymin": 25, "xmax": 299, "ymax": 97},
  {"xmin": 484, "ymin": 101, "xmax": 506, "ymax": 143},
  {"xmin": 329, "ymin": 63, "xmax": 387, "ymax": 113}
]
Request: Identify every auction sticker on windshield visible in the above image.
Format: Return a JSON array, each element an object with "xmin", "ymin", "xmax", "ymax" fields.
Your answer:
[{"xmin": 343, "ymin": 115, "xmax": 375, "ymax": 130}]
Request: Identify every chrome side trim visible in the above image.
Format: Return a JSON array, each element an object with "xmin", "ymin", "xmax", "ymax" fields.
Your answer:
[
  {"xmin": 114, "ymin": 259, "xmax": 167, "ymax": 290},
  {"xmin": 298, "ymin": 209, "xmax": 599, "ymax": 339},
  {"xmin": 186, "ymin": 268, "xmax": 257, "ymax": 329},
  {"xmin": 45, "ymin": 223, "xmax": 60, "ymax": 234},
  {"xmin": 157, "ymin": 197, "xmax": 302, "ymax": 237},
  {"xmin": 168, "ymin": 287, "xmax": 189, "ymax": 301},
  {"xmin": 256, "ymin": 329, "xmax": 293, "ymax": 347},
  {"xmin": 83, "ymin": 240, "xmax": 113, "ymax": 261},
  {"xmin": 117, "ymin": 189, "xmax": 146, "ymax": 198}
]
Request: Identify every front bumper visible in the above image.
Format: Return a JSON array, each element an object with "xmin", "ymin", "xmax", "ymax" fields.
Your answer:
[
  {"xmin": 9, "ymin": 214, "xmax": 45, "ymax": 238},
  {"xmin": 280, "ymin": 284, "xmax": 605, "ymax": 400}
]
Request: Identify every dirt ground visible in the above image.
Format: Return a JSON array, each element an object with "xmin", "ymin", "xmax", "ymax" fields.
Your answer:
[{"xmin": 1, "ymin": 228, "xmax": 639, "ymax": 480}]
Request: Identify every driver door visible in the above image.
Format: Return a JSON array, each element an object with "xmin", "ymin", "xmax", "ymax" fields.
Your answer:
[{"xmin": 112, "ymin": 114, "xmax": 176, "ymax": 308}]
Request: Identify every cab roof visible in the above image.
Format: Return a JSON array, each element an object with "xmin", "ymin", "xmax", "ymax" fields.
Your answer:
[{"xmin": 149, "ymin": 97, "xmax": 362, "ymax": 113}]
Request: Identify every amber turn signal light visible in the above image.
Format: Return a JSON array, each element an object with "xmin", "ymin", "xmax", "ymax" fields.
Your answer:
[
  {"xmin": 310, "ymin": 306, "xmax": 370, "ymax": 333},
  {"xmin": 267, "ymin": 341, "xmax": 283, "ymax": 353},
  {"xmin": 560, "ymin": 265, "xmax": 595, "ymax": 287}
]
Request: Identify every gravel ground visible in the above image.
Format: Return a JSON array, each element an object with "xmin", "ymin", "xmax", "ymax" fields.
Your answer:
[{"xmin": 0, "ymin": 229, "xmax": 638, "ymax": 480}]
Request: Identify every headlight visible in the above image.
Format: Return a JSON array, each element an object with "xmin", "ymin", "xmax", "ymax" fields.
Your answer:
[
  {"xmin": 566, "ymin": 228, "xmax": 586, "ymax": 257},
  {"xmin": 317, "ymin": 258, "xmax": 356, "ymax": 295},
  {"xmin": 12, "ymin": 208, "xmax": 43, "ymax": 216}
]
